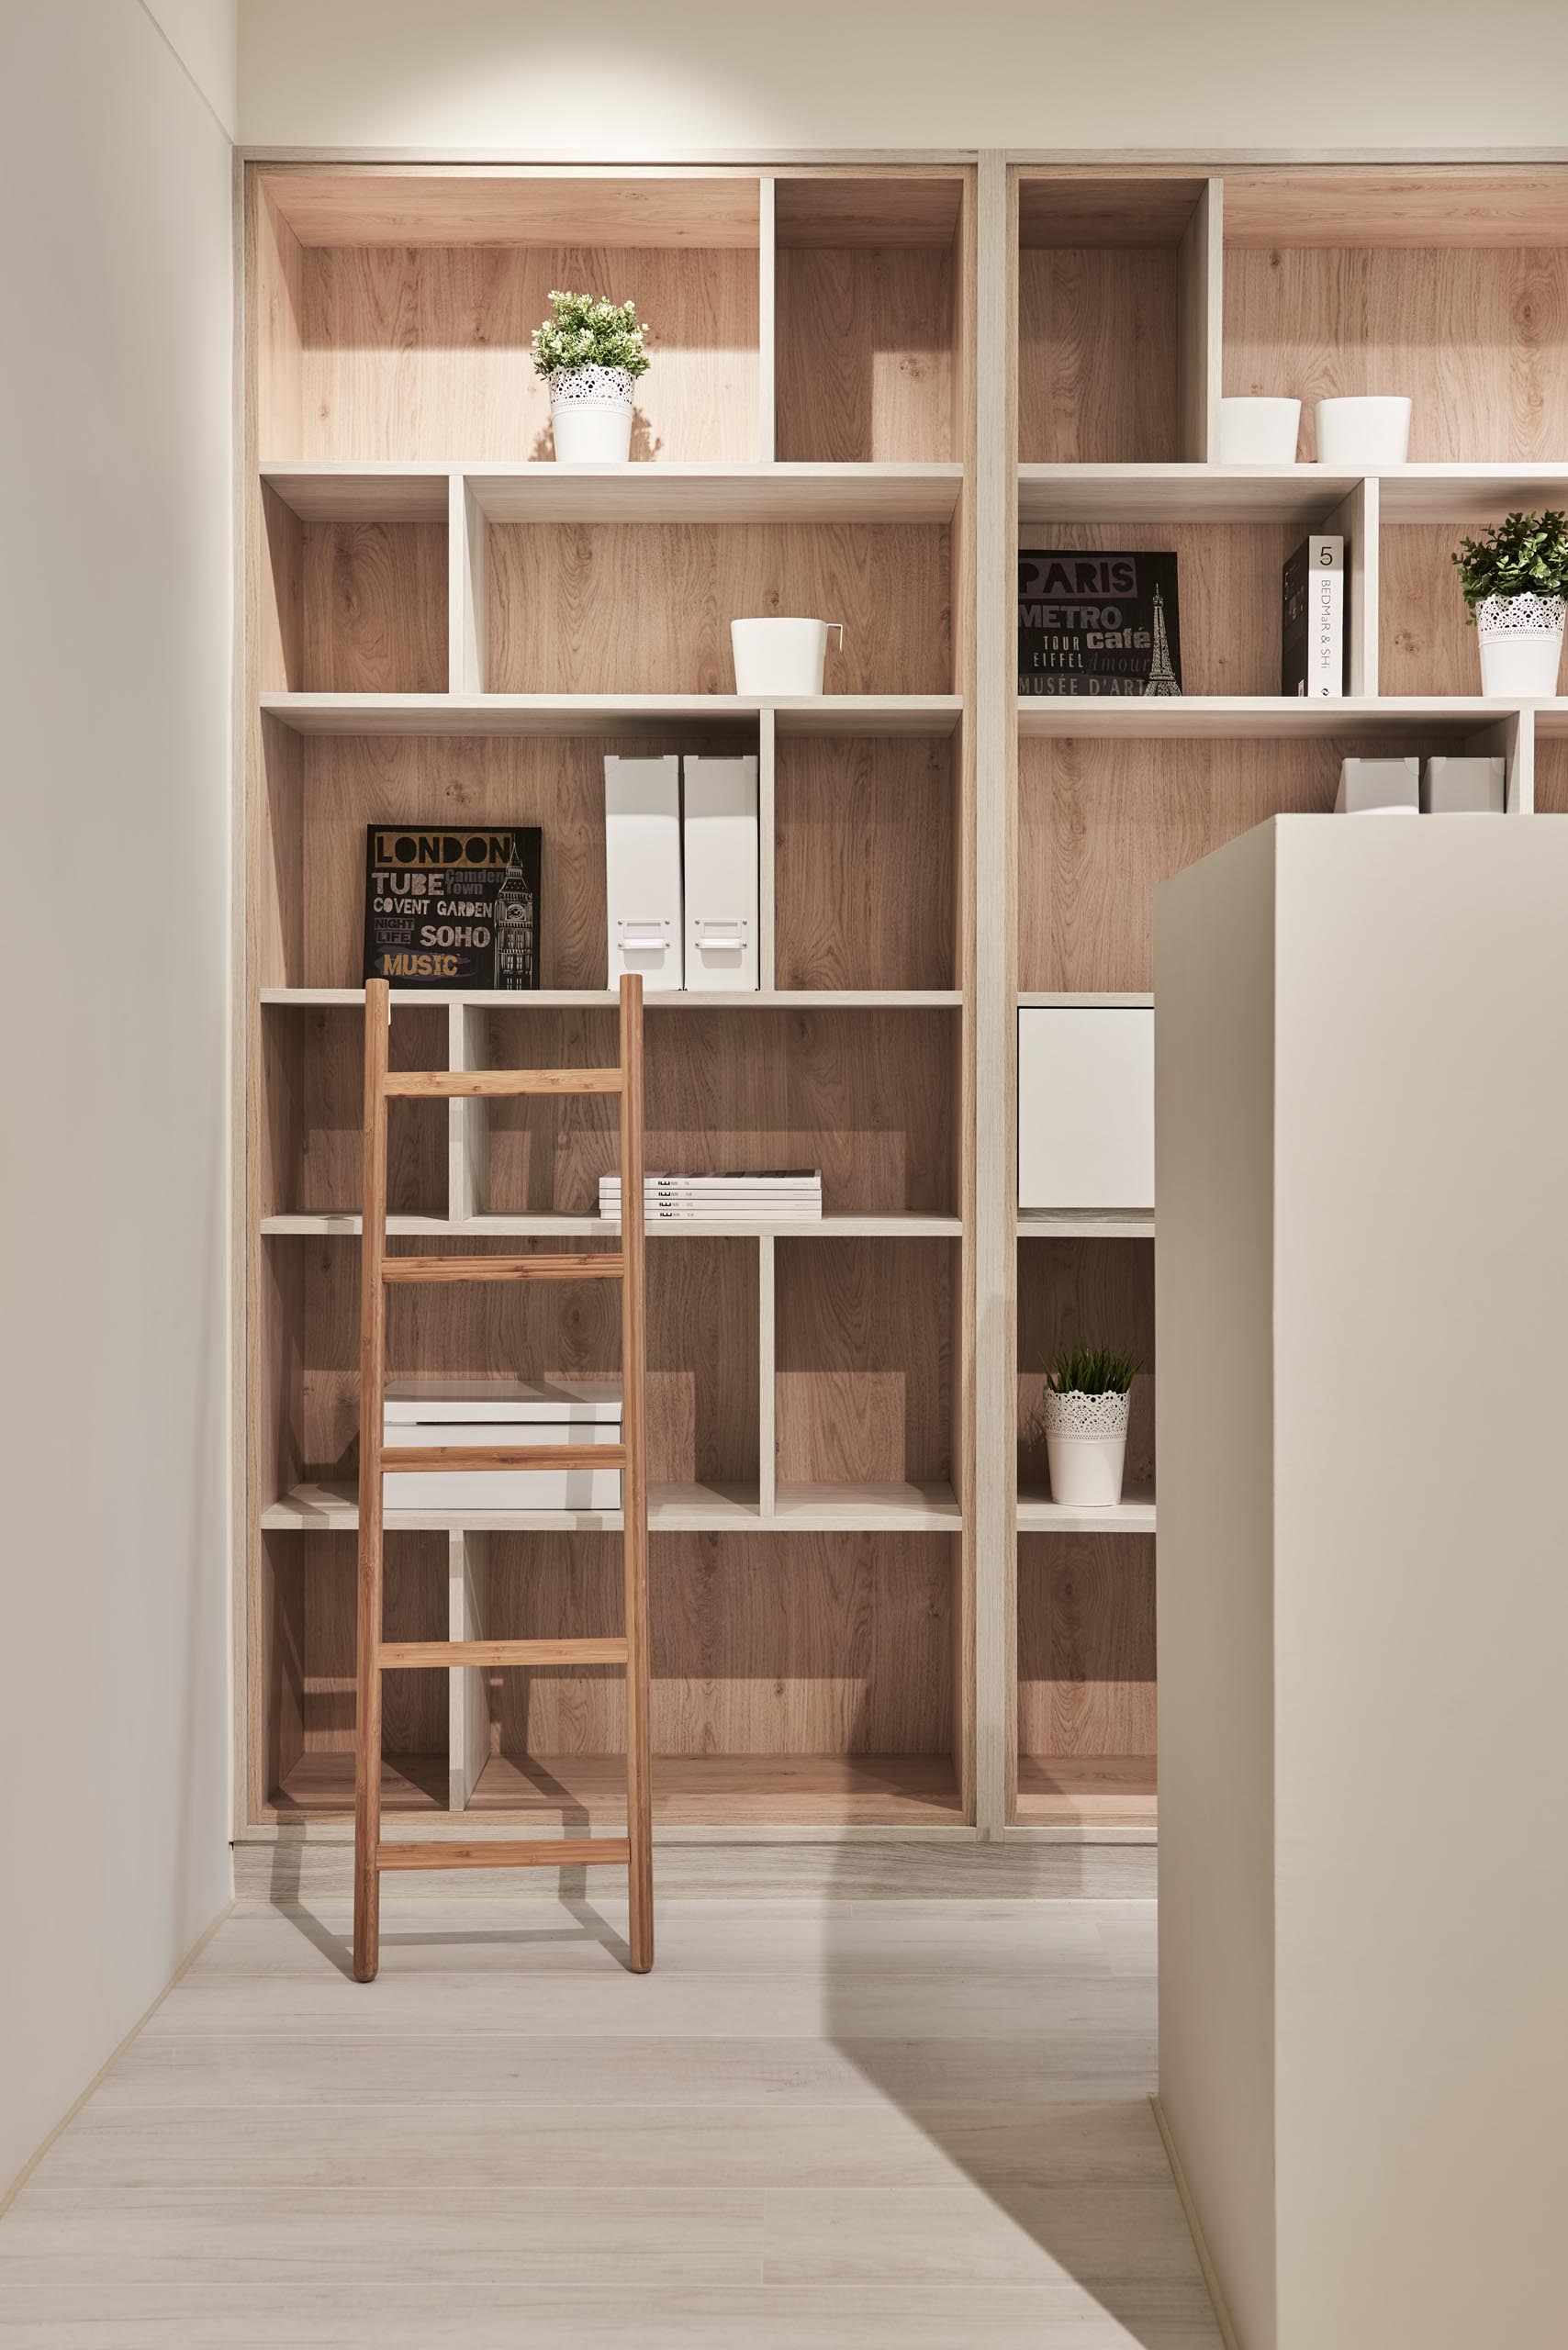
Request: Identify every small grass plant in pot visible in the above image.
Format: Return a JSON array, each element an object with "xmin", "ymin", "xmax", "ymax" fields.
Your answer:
[
  {"xmin": 1453, "ymin": 509, "xmax": 1568, "ymax": 696},
  {"xmin": 1037, "ymin": 1346, "xmax": 1138, "ymax": 1510},
  {"xmin": 532, "ymin": 290, "xmax": 651, "ymax": 463}
]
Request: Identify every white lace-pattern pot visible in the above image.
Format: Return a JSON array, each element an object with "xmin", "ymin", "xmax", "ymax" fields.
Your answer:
[
  {"xmin": 1475, "ymin": 592, "xmax": 1565, "ymax": 698},
  {"xmin": 548, "ymin": 364, "xmax": 634, "ymax": 462},
  {"xmin": 1041, "ymin": 1387, "xmax": 1131, "ymax": 1510}
]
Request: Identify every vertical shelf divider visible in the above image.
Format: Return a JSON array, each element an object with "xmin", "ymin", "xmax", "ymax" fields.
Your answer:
[
  {"xmin": 758, "ymin": 1234, "xmax": 777, "ymax": 1517},
  {"xmin": 1177, "ymin": 177, "xmax": 1225, "ymax": 464},
  {"xmin": 449, "ymin": 468, "xmax": 490, "ymax": 695},
  {"xmin": 1325, "ymin": 474, "xmax": 1379, "ymax": 697},
  {"xmin": 757, "ymin": 175, "xmax": 777, "ymax": 465},
  {"xmin": 448, "ymin": 1529, "xmax": 491, "ymax": 1810},
  {"xmin": 451, "ymin": 1003, "xmax": 489, "ymax": 1224},
  {"xmin": 757, "ymin": 705, "xmax": 778, "ymax": 990},
  {"xmin": 973, "ymin": 151, "xmax": 1016, "ymax": 1841}
]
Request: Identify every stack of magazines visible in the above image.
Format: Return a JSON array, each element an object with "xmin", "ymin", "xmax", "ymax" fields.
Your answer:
[{"xmin": 599, "ymin": 1169, "xmax": 823, "ymax": 1224}]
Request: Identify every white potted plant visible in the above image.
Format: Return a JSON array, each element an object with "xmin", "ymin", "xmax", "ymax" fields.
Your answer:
[
  {"xmin": 1036, "ymin": 1346, "xmax": 1137, "ymax": 1510},
  {"xmin": 1453, "ymin": 509, "xmax": 1568, "ymax": 697},
  {"xmin": 531, "ymin": 289, "xmax": 651, "ymax": 464}
]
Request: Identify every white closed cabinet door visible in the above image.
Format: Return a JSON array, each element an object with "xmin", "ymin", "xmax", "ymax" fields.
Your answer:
[
  {"xmin": 604, "ymin": 754, "xmax": 683, "ymax": 990},
  {"xmin": 683, "ymin": 755, "xmax": 759, "ymax": 991},
  {"xmin": 1017, "ymin": 1008, "xmax": 1155, "ymax": 1209}
]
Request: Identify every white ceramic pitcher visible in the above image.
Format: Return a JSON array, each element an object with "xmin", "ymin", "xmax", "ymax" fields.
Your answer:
[{"xmin": 730, "ymin": 617, "xmax": 845, "ymax": 696}]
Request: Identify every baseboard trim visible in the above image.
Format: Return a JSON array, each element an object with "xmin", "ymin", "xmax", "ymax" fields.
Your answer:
[
  {"xmin": 1150, "ymin": 2093, "xmax": 1243, "ymax": 2350},
  {"xmin": 233, "ymin": 1836, "xmax": 1157, "ymax": 1902},
  {"xmin": 0, "ymin": 1898, "xmax": 234, "ymax": 2219}
]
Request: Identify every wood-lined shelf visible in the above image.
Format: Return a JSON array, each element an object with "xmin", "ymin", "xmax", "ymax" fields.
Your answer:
[
  {"xmin": 262, "ymin": 1478, "xmax": 962, "ymax": 1535},
  {"xmin": 261, "ymin": 1211, "xmax": 964, "ymax": 1239},
  {"xmin": 1017, "ymin": 1485, "xmax": 1156, "ymax": 1534},
  {"xmin": 1014, "ymin": 1754, "xmax": 1158, "ymax": 1830},
  {"xmin": 261, "ymin": 693, "xmax": 965, "ymax": 738},
  {"xmin": 1018, "ymin": 1211, "xmax": 1154, "ymax": 1240},
  {"xmin": 263, "ymin": 460, "xmax": 967, "ymax": 525},
  {"xmin": 259, "ymin": 987, "xmax": 964, "ymax": 1010},
  {"xmin": 1020, "ymin": 462, "xmax": 1568, "ymax": 527},
  {"xmin": 269, "ymin": 1750, "xmax": 966, "ymax": 1830},
  {"xmin": 1016, "ymin": 696, "xmax": 1515, "ymax": 739}
]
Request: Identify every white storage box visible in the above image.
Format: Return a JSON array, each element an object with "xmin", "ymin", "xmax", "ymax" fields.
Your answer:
[
  {"xmin": 683, "ymin": 755, "xmax": 759, "ymax": 991},
  {"xmin": 604, "ymin": 755, "xmax": 682, "ymax": 991},
  {"xmin": 1421, "ymin": 755, "xmax": 1506, "ymax": 815},
  {"xmin": 1337, "ymin": 756, "xmax": 1418, "ymax": 815},
  {"xmin": 1018, "ymin": 1008, "xmax": 1155, "ymax": 1211},
  {"xmin": 383, "ymin": 1379, "xmax": 622, "ymax": 1510}
]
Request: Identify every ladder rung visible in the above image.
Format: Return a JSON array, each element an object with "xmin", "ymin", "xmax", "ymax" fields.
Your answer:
[
  {"xmin": 383, "ymin": 1069, "xmax": 622, "ymax": 1099},
  {"xmin": 378, "ymin": 1837, "xmax": 633, "ymax": 1873},
  {"xmin": 380, "ymin": 1637, "xmax": 628, "ymax": 1670},
  {"xmin": 383, "ymin": 1252, "xmax": 623, "ymax": 1284},
  {"xmin": 382, "ymin": 1443, "xmax": 627, "ymax": 1473}
]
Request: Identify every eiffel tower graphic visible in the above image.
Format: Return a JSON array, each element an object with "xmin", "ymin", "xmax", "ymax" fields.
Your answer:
[{"xmin": 1142, "ymin": 583, "xmax": 1182, "ymax": 695}]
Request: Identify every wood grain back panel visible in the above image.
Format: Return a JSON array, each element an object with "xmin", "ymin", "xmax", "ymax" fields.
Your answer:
[
  {"xmin": 1225, "ymin": 245, "xmax": 1568, "ymax": 462},
  {"xmin": 297, "ymin": 244, "xmax": 759, "ymax": 463},
  {"xmin": 479, "ymin": 1008, "xmax": 620, "ymax": 1212},
  {"xmin": 486, "ymin": 1530, "xmax": 956, "ymax": 1755},
  {"xmin": 774, "ymin": 733, "xmax": 956, "ymax": 990},
  {"xmin": 651, "ymin": 1008, "xmax": 958, "ymax": 1215},
  {"xmin": 1016, "ymin": 1532, "xmax": 1156, "ymax": 1760},
  {"xmin": 1534, "ymin": 740, "xmax": 1568, "ymax": 811},
  {"xmin": 775, "ymin": 246, "xmax": 955, "ymax": 461},
  {"xmin": 301, "ymin": 1529, "xmax": 447, "ymax": 1758},
  {"xmin": 487, "ymin": 521, "xmax": 952, "ymax": 695},
  {"xmin": 1019, "ymin": 731, "xmax": 1459, "ymax": 991},
  {"xmin": 261, "ymin": 1004, "xmax": 448, "ymax": 1216},
  {"xmin": 1019, "ymin": 249, "xmax": 1178, "ymax": 463},
  {"xmin": 276, "ymin": 1231, "xmax": 755, "ymax": 1491},
  {"xmin": 1016, "ymin": 1238, "xmax": 1155, "ymax": 1492},
  {"xmin": 775, "ymin": 1237, "xmax": 955, "ymax": 1486},
  {"xmin": 1378, "ymin": 524, "xmax": 1497, "ymax": 697},
  {"xmin": 299, "ymin": 523, "xmax": 449, "ymax": 693}
]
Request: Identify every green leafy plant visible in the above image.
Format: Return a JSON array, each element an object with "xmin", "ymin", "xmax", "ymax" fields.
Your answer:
[
  {"xmin": 1045, "ymin": 1345, "xmax": 1139, "ymax": 1397},
  {"xmin": 1452, "ymin": 510, "xmax": 1568, "ymax": 619},
  {"xmin": 530, "ymin": 290, "xmax": 652, "ymax": 381}
]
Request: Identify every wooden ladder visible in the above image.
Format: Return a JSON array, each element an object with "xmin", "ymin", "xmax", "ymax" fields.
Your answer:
[{"xmin": 353, "ymin": 973, "xmax": 653, "ymax": 1983}]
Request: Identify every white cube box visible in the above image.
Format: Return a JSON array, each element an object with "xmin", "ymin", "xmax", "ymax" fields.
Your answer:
[
  {"xmin": 1337, "ymin": 756, "xmax": 1419, "ymax": 815},
  {"xmin": 383, "ymin": 1379, "xmax": 622, "ymax": 1510},
  {"xmin": 683, "ymin": 755, "xmax": 759, "ymax": 991},
  {"xmin": 1018, "ymin": 1008, "xmax": 1155, "ymax": 1211},
  {"xmin": 605, "ymin": 755, "xmax": 683, "ymax": 990},
  {"xmin": 1421, "ymin": 755, "xmax": 1506, "ymax": 815}
]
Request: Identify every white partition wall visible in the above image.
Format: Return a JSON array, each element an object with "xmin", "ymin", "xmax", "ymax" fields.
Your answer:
[{"xmin": 1154, "ymin": 816, "xmax": 1568, "ymax": 2350}]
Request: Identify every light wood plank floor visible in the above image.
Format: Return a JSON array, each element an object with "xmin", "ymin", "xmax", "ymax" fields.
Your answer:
[{"xmin": 0, "ymin": 1897, "xmax": 1221, "ymax": 2347}]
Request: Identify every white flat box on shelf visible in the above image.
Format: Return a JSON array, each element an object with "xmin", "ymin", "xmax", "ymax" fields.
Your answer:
[
  {"xmin": 383, "ymin": 1379, "xmax": 622, "ymax": 1510},
  {"xmin": 682, "ymin": 755, "xmax": 759, "ymax": 991},
  {"xmin": 1421, "ymin": 755, "xmax": 1506, "ymax": 815},
  {"xmin": 1018, "ymin": 1008, "xmax": 1155, "ymax": 1211},
  {"xmin": 604, "ymin": 755, "xmax": 682, "ymax": 990},
  {"xmin": 1336, "ymin": 756, "xmax": 1419, "ymax": 815}
]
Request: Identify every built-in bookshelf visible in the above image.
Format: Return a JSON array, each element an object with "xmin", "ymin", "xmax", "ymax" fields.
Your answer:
[
  {"xmin": 237, "ymin": 154, "xmax": 1568, "ymax": 1890},
  {"xmin": 1002, "ymin": 161, "xmax": 1568, "ymax": 1844},
  {"xmin": 241, "ymin": 163, "xmax": 978, "ymax": 1872}
]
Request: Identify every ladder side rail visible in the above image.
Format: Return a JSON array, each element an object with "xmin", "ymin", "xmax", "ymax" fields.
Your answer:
[
  {"xmin": 619, "ymin": 973, "xmax": 655, "ymax": 1974},
  {"xmin": 353, "ymin": 978, "xmax": 392, "ymax": 1983}
]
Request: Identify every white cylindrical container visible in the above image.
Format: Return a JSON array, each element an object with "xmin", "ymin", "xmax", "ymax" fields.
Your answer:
[
  {"xmin": 548, "ymin": 364, "xmax": 634, "ymax": 462},
  {"xmin": 730, "ymin": 617, "xmax": 845, "ymax": 696},
  {"xmin": 1475, "ymin": 593, "xmax": 1566, "ymax": 696},
  {"xmin": 1217, "ymin": 397, "xmax": 1301, "ymax": 464},
  {"xmin": 1314, "ymin": 395, "xmax": 1412, "ymax": 467},
  {"xmin": 1041, "ymin": 1388, "xmax": 1131, "ymax": 1510}
]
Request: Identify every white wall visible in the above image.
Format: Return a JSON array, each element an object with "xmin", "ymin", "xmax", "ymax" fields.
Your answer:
[
  {"xmin": 237, "ymin": 0, "xmax": 1568, "ymax": 153},
  {"xmin": 0, "ymin": 0, "xmax": 235, "ymax": 2195}
]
